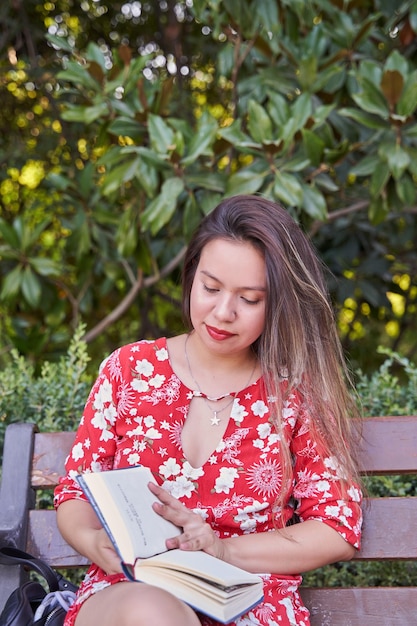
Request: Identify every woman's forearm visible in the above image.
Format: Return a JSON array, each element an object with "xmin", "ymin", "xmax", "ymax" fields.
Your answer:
[
  {"xmin": 56, "ymin": 499, "xmax": 122, "ymax": 574},
  {"xmin": 221, "ymin": 520, "xmax": 356, "ymax": 575}
]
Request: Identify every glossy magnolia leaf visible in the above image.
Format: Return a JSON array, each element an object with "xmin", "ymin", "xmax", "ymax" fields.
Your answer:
[
  {"xmin": 141, "ymin": 177, "xmax": 184, "ymax": 235},
  {"xmin": 148, "ymin": 114, "xmax": 176, "ymax": 156},
  {"xmin": 29, "ymin": 257, "xmax": 61, "ymax": 277},
  {"xmin": 301, "ymin": 184, "xmax": 327, "ymax": 220},
  {"xmin": 351, "ymin": 78, "xmax": 389, "ymax": 118},
  {"xmin": 381, "ymin": 70, "xmax": 403, "ymax": 107},
  {"xmin": 219, "ymin": 122, "xmax": 259, "ymax": 150},
  {"xmin": 0, "ymin": 265, "xmax": 22, "ymax": 300},
  {"xmin": 396, "ymin": 174, "xmax": 416, "ymax": 205},
  {"xmin": 247, "ymin": 100, "xmax": 273, "ymax": 144},
  {"xmin": 397, "ymin": 71, "xmax": 417, "ymax": 117},
  {"xmin": 291, "ymin": 93, "xmax": 312, "ymax": 132},
  {"xmin": 21, "ymin": 266, "xmax": 41, "ymax": 307},
  {"xmin": 350, "ymin": 154, "xmax": 380, "ymax": 176},
  {"xmin": 135, "ymin": 159, "xmax": 159, "ymax": 198},
  {"xmin": 0, "ymin": 218, "xmax": 20, "ymax": 248},
  {"xmin": 385, "ymin": 49, "xmax": 409, "ymax": 76},
  {"xmin": 45, "ymin": 34, "xmax": 74, "ymax": 53},
  {"xmin": 181, "ymin": 112, "xmax": 218, "ymax": 166},
  {"xmin": 386, "ymin": 145, "xmax": 410, "ymax": 180},
  {"xmin": 225, "ymin": 170, "xmax": 265, "ymax": 196},
  {"xmin": 86, "ymin": 42, "xmax": 108, "ymax": 71},
  {"xmin": 370, "ymin": 163, "xmax": 390, "ymax": 197},
  {"xmin": 184, "ymin": 172, "xmax": 226, "ymax": 192},
  {"xmin": 61, "ymin": 103, "xmax": 108, "ymax": 123},
  {"xmin": 101, "ymin": 159, "xmax": 143, "ymax": 196},
  {"xmin": 301, "ymin": 129, "xmax": 325, "ymax": 166},
  {"xmin": 338, "ymin": 107, "xmax": 389, "ymax": 130},
  {"xmin": 274, "ymin": 171, "xmax": 303, "ymax": 207},
  {"xmin": 57, "ymin": 61, "xmax": 101, "ymax": 90},
  {"xmin": 108, "ymin": 117, "xmax": 145, "ymax": 140}
]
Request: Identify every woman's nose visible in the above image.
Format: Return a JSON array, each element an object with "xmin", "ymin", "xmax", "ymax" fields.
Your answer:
[{"xmin": 214, "ymin": 294, "xmax": 236, "ymax": 321}]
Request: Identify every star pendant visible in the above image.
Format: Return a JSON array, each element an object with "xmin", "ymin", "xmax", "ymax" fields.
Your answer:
[{"xmin": 210, "ymin": 412, "xmax": 220, "ymax": 426}]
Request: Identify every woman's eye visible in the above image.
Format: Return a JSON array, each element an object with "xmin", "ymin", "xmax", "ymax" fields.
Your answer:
[
  {"xmin": 203, "ymin": 284, "xmax": 218, "ymax": 293},
  {"xmin": 242, "ymin": 297, "xmax": 260, "ymax": 305}
]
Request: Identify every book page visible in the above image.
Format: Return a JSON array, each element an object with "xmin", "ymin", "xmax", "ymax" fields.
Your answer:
[
  {"xmin": 78, "ymin": 466, "xmax": 180, "ymax": 562},
  {"xmin": 137, "ymin": 549, "xmax": 262, "ymax": 588}
]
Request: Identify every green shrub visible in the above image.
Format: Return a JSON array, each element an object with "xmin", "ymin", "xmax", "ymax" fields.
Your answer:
[{"xmin": 0, "ymin": 323, "xmax": 92, "ymax": 466}]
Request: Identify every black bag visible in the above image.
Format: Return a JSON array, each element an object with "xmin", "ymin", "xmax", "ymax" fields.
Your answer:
[{"xmin": 0, "ymin": 546, "xmax": 78, "ymax": 626}]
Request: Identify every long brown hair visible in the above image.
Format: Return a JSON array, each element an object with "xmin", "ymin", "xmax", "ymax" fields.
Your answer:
[{"xmin": 182, "ymin": 195, "xmax": 361, "ymax": 502}]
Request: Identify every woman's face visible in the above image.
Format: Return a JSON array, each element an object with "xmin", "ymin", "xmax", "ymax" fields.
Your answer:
[{"xmin": 189, "ymin": 238, "xmax": 267, "ymax": 356}]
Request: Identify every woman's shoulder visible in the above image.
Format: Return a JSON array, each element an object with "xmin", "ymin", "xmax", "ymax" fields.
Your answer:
[{"xmin": 100, "ymin": 337, "xmax": 169, "ymax": 372}]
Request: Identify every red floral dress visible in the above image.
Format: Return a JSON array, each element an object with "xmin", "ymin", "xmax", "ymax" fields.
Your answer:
[{"xmin": 54, "ymin": 338, "xmax": 362, "ymax": 626}]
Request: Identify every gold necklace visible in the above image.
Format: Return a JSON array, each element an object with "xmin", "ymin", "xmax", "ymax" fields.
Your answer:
[{"xmin": 184, "ymin": 334, "xmax": 257, "ymax": 426}]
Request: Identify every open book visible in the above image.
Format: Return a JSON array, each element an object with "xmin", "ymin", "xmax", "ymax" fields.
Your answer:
[{"xmin": 77, "ymin": 466, "xmax": 264, "ymax": 624}]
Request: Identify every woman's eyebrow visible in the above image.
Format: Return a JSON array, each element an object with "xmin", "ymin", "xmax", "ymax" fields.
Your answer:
[{"xmin": 200, "ymin": 270, "xmax": 266, "ymax": 291}]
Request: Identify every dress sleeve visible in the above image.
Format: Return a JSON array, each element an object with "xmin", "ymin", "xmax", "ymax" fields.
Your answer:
[
  {"xmin": 290, "ymin": 408, "xmax": 363, "ymax": 550},
  {"xmin": 53, "ymin": 348, "xmax": 121, "ymax": 508}
]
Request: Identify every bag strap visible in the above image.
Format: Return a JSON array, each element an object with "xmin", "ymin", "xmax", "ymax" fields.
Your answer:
[{"xmin": 0, "ymin": 545, "xmax": 60, "ymax": 592}]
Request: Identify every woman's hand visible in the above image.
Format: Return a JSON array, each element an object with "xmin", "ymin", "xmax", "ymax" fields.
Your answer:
[{"xmin": 148, "ymin": 482, "xmax": 225, "ymax": 560}]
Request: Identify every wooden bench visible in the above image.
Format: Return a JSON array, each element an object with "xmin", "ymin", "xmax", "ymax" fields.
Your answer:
[{"xmin": 1, "ymin": 417, "xmax": 416, "ymax": 625}]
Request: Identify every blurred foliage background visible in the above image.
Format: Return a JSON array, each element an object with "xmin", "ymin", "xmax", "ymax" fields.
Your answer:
[{"xmin": 0, "ymin": 0, "xmax": 416, "ymax": 375}]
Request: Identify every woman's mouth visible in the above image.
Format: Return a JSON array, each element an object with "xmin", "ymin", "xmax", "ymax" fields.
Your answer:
[{"xmin": 206, "ymin": 325, "xmax": 235, "ymax": 340}]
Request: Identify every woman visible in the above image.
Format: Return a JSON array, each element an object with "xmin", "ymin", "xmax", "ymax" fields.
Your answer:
[{"xmin": 55, "ymin": 194, "xmax": 362, "ymax": 626}]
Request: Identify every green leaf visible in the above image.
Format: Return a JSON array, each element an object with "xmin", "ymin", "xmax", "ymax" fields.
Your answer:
[
  {"xmin": 338, "ymin": 107, "xmax": 389, "ymax": 130},
  {"xmin": 247, "ymin": 100, "xmax": 273, "ymax": 144},
  {"xmin": 181, "ymin": 112, "xmax": 218, "ymax": 166},
  {"xmin": 0, "ymin": 218, "xmax": 20, "ymax": 248},
  {"xmin": 370, "ymin": 162, "xmax": 390, "ymax": 196},
  {"xmin": 148, "ymin": 114, "xmax": 176, "ymax": 156},
  {"xmin": 21, "ymin": 266, "xmax": 41, "ymax": 307},
  {"xmin": 29, "ymin": 257, "xmax": 61, "ymax": 277},
  {"xmin": 274, "ymin": 171, "xmax": 303, "ymax": 206},
  {"xmin": 135, "ymin": 159, "xmax": 159, "ymax": 198},
  {"xmin": 225, "ymin": 170, "xmax": 265, "ymax": 196},
  {"xmin": 45, "ymin": 34, "xmax": 74, "ymax": 53},
  {"xmin": 397, "ymin": 71, "xmax": 417, "ymax": 117},
  {"xmin": 396, "ymin": 174, "xmax": 416, "ymax": 205},
  {"xmin": 350, "ymin": 155, "xmax": 380, "ymax": 176},
  {"xmin": 351, "ymin": 78, "xmax": 390, "ymax": 118},
  {"xmin": 141, "ymin": 177, "xmax": 184, "ymax": 235},
  {"xmin": 301, "ymin": 129, "xmax": 325, "ymax": 166},
  {"xmin": 0, "ymin": 265, "xmax": 22, "ymax": 300},
  {"xmin": 386, "ymin": 145, "xmax": 410, "ymax": 180},
  {"xmin": 108, "ymin": 117, "xmax": 145, "ymax": 140},
  {"xmin": 57, "ymin": 61, "xmax": 101, "ymax": 90},
  {"xmin": 61, "ymin": 103, "xmax": 109, "ymax": 124},
  {"xmin": 301, "ymin": 184, "xmax": 327, "ymax": 220},
  {"xmin": 369, "ymin": 195, "xmax": 389, "ymax": 224},
  {"xmin": 86, "ymin": 42, "xmax": 108, "ymax": 71},
  {"xmin": 101, "ymin": 159, "xmax": 143, "ymax": 196}
]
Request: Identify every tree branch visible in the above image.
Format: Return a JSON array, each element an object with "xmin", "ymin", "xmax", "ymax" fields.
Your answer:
[{"xmin": 83, "ymin": 245, "xmax": 187, "ymax": 343}]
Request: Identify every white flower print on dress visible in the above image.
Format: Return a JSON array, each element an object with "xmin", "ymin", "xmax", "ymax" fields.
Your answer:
[
  {"xmin": 165, "ymin": 475, "xmax": 196, "ymax": 498},
  {"xmin": 131, "ymin": 378, "xmax": 149, "ymax": 393},
  {"xmin": 159, "ymin": 457, "xmax": 181, "ymax": 478},
  {"xmin": 235, "ymin": 501, "xmax": 269, "ymax": 532},
  {"xmin": 230, "ymin": 399, "xmax": 248, "ymax": 424},
  {"xmin": 214, "ymin": 467, "xmax": 239, "ymax": 494},
  {"xmin": 155, "ymin": 347, "xmax": 168, "ymax": 361},
  {"xmin": 134, "ymin": 359, "xmax": 154, "ymax": 377},
  {"xmin": 251, "ymin": 400, "xmax": 269, "ymax": 418},
  {"xmin": 149, "ymin": 374, "xmax": 165, "ymax": 388},
  {"xmin": 72, "ymin": 442, "xmax": 84, "ymax": 461}
]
